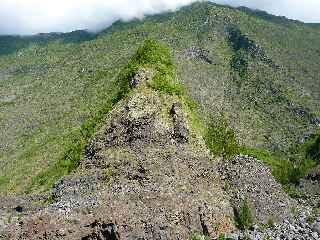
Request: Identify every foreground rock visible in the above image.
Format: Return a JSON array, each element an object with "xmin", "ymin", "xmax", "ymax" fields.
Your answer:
[
  {"xmin": 219, "ymin": 155, "xmax": 297, "ymax": 224},
  {"xmin": 219, "ymin": 155, "xmax": 320, "ymax": 240},
  {"xmin": 297, "ymin": 165, "xmax": 320, "ymax": 209},
  {"xmin": 225, "ymin": 211, "xmax": 320, "ymax": 240}
]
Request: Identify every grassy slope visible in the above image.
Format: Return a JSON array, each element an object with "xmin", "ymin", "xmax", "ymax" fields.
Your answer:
[{"xmin": 0, "ymin": 2, "xmax": 319, "ymax": 193}]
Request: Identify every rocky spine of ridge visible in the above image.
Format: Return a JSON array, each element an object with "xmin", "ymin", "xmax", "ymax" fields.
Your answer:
[{"xmin": 0, "ymin": 67, "xmax": 235, "ymax": 239}]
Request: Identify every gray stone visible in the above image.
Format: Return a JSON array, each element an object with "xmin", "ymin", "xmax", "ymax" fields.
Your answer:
[
  {"xmin": 311, "ymin": 232, "xmax": 319, "ymax": 239},
  {"xmin": 218, "ymin": 155, "xmax": 297, "ymax": 223},
  {"xmin": 312, "ymin": 222, "xmax": 320, "ymax": 234},
  {"xmin": 225, "ymin": 232, "xmax": 239, "ymax": 240}
]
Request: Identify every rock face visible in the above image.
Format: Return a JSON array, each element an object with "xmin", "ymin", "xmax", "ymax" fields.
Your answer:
[
  {"xmin": 225, "ymin": 210, "xmax": 320, "ymax": 240},
  {"xmin": 185, "ymin": 46, "xmax": 213, "ymax": 64},
  {"xmin": 297, "ymin": 165, "xmax": 320, "ymax": 209},
  {"xmin": 0, "ymin": 68, "xmax": 234, "ymax": 239},
  {"xmin": 170, "ymin": 103, "xmax": 189, "ymax": 144},
  {"xmin": 129, "ymin": 68, "xmax": 155, "ymax": 88},
  {"xmin": 219, "ymin": 155, "xmax": 297, "ymax": 223},
  {"xmin": 219, "ymin": 155, "xmax": 320, "ymax": 240}
]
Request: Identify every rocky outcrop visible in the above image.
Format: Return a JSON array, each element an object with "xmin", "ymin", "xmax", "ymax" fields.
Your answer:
[
  {"xmin": 219, "ymin": 155, "xmax": 297, "ymax": 224},
  {"xmin": 129, "ymin": 68, "xmax": 155, "ymax": 88},
  {"xmin": 225, "ymin": 211, "xmax": 320, "ymax": 240},
  {"xmin": 219, "ymin": 155, "xmax": 320, "ymax": 239},
  {"xmin": 0, "ymin": 68, "xmax": 234, "ymax": 239},
  {"xmin": 296, "ymin": 165, "xmax": 320, "ymax": 209},
  {"xmin": 170, "ymin": 103, "xmax": 189, "ymax": 143},
  {"xmin": 185, "ymin": 46, "xmax": 213, "ymax": 64}
]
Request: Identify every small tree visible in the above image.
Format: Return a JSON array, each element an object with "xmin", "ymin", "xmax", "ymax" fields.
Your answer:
[
  {"xmin": 236, "ymin": 199, "xmax": 254, "ymax": 230},
  {"xmin": 205, "ymin": 115, "xmax": 239, "ymax": 160}
]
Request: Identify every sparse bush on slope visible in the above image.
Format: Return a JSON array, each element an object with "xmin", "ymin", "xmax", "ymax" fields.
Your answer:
[
  {"xmin": 205, "ymin": 116, "xmax": 239, "ymax": 160},
  {"xmin": 306, "ymin": 133, "xmax": 320, "ymax": 163}
]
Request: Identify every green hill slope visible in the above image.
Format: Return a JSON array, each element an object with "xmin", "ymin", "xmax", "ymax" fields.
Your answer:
[{"xmin": 0, "ymin": 2, "xmax": 319, "ymax": 193}]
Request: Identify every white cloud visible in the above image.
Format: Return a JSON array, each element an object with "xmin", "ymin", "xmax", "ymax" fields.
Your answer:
[
  {"xmin": 0, "ymin": 0, "xmax": 198, "ymax": 35},
  {"xmin": 0, "ymin": 0, "xmax": 319, "ymax": 35},
  {"xmin": 214, "ymin": 0, "xmax": 320, "ymax": 23}
]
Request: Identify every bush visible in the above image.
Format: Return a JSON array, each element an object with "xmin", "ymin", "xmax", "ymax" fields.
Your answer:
[
  {"xmin": 236, "ymin": 199, "xmax": 254, "ymax": 230},
  {"xmin": 267, "ymin": 217, "xmax": 275, "ymax": 228},
  {"xmin": 205, "ymin": 116, "xmax": 239, "ymax": 160},
  {"xmin": 218, "ymin": 234, "xmax": 225, "ymax": 240},
  {"xmin": 306, "ymin": 134, "xmax": 320, "ymax": 163}
]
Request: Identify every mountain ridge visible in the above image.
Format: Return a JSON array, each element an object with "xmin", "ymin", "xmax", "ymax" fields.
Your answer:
[
  {"xmin": 0, "ymin": 1, "xmax": 319, "ymax": 210},
  {"xmin": 1, "ymin": 40, "xmax": 318, "ymax": 239}
]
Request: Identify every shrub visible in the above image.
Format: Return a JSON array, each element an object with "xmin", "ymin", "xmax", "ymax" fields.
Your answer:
[
  {"xmin": 267, "ymin": 217, "xmax": 275, "ymax": 228},
  {"xmin": 205, "ymin": 116, "xmax": 239, "ymax": 160},
  {"xmin": 218, "ymin": 233, "xmax": 225, "ymax": 240},
  {"xmin": 306, "ymin": 133, "xmax": 320, "ymax": 163},
  {"xmin": 236, "ymin": 199, "xmax": 254, "ymax": 230}
]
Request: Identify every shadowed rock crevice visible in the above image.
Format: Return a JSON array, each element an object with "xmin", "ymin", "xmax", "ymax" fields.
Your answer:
[
  {"xmin": 82, "ymin": 221, "xmax": 119, "ymax": 240},
  {"xmin": 170, "ymin": 102, "xmax": 189, "ymax": 144}
]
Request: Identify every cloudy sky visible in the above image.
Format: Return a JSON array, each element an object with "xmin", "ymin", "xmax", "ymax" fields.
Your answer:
[{"xmin": 1, "ymin": 0, "xmax": 320, "ymax": 35}]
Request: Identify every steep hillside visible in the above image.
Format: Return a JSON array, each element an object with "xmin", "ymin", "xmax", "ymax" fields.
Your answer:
[
  {"xmin": 0, "ymin": 2, "xmax": 319, "ymax": 193},
  {"xmin": 0, "ymin": 31, "xmax": 95, "ymax": 56}
]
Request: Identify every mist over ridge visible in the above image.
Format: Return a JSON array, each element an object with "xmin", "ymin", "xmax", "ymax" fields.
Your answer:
[{"xmin": 1, "ymin": 0, "xmax": 320, "ymax": 35}]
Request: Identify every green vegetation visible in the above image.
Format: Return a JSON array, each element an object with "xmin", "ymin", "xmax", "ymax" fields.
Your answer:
[
  {"xmin": 240, "ymin": 147, "xmax": 315, "ymax": 185},
  {"xmin": 117, "ymin": 38, "xmax": 184, "ymax": 97},
  {"xmin": 236, "ymin": 199, "xmax": 254, "ymax": 230},
  {"xmin": 205, "ymin": 116, "xmax": 239, "ymax": 160},
  {"xmin": 306, "ymin": 133, "xmax": 320, "ymax": 162},
  {"xmin": 267, "ymin": 217, "xmax": 275, "ymax": 228},
  {"xmin": 227, "ymin": 25, "xmax": 251, "ymax": 79},
  {"xmin": 218, "ymin": 234, "xmax": 226, "ymax": 240},
  {"xmin": 104, "ymin": 165, "xmax": 117, "ymax": 186},
  {"xmin": 0, "ymin": 2, "xmax": 320, "ymax": 193},
  {"xmin": 0, "ymin": 31, "xmax": 95, "ymax": 56}
]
